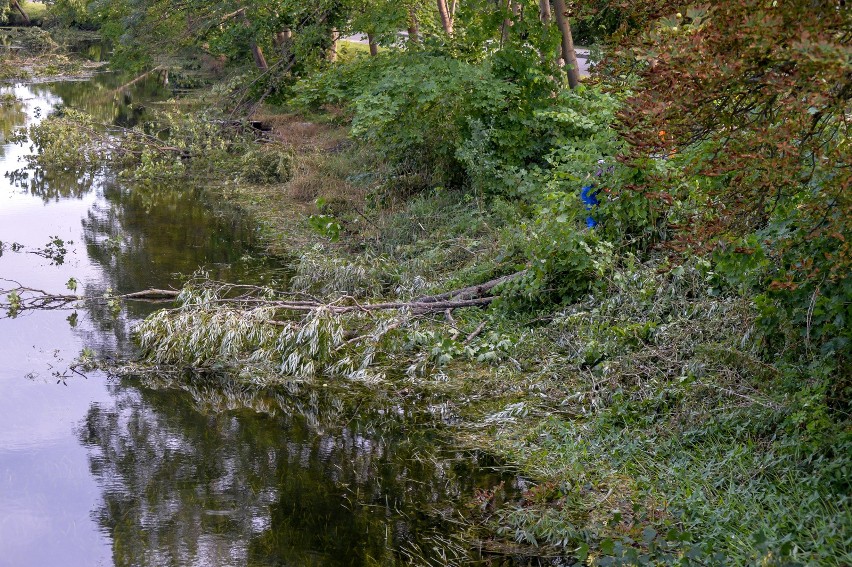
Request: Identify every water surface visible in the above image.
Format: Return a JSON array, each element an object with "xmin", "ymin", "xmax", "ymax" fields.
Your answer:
[{"xmin": 0, "ymin": 76, "xmax": 513, "ymax": 566}]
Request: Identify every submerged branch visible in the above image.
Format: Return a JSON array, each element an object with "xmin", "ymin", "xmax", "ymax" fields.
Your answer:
[
  {"xmin": 0, "ymin": 279, "xmax": 180, "ymax": 317},
  {"xmin": 113, "ymin": 66, "xmax": 164, "ymax": 94},
  {"xmin": 1, "ymin": 272, "xmax": 522, "ymax": 318}
]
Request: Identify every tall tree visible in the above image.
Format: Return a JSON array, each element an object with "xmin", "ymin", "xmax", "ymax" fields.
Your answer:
[
  {"xmin": 407, "ymin": 6, "xmax": 420, "ymax": 43},
  {"xmin": 553, "ymin": 0, "xmax": 580, "ymax": 88},
  {"xmin": 539, "ymin": 0, "xmax": 551, "ymax": 23},
  {"xmin": 616, "ymin": 0, "xmax": 851, "ymax": 355},
  {"xmin": 437, "ymin": 0, "xmax": 453, "ymax": 35}
]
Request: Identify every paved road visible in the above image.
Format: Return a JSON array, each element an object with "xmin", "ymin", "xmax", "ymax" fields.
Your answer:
[{"xmin": 574, "ymin": 49, "xmax": 591, "ymax": 76}]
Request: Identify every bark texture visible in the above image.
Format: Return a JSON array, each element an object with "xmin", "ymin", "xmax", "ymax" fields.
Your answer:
[
  {"xmin": 437, "ymin": 0, "xmax": 454, "ymax": 35},
  {"xmin": 553, "ymin": 0, "xmax": 580, "ymax": 88}
]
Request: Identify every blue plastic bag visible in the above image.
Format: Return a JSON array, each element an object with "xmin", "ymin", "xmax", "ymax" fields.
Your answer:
[{"xmin": 580, "ymin": 185, "xmax": 600, "ymax": 228}]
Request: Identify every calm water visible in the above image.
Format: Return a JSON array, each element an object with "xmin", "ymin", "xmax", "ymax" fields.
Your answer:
[{"xmin": 0, "ymin": 77, "xmax": 515, "ymax": 566}]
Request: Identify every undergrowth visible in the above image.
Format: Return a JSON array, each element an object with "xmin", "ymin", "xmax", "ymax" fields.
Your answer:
[
  {"xmin": 21, "ymin": 59, "xmax": 846, "ymax": 564},
  {"xmin": 455, "ymin": 257, "xmax": 851, "ymax": 565},
  {"xmin": 128, "ymin": 186, "xmax": 852, "ymax": 564}
]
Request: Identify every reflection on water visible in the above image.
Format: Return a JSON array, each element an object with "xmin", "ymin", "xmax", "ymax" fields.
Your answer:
[
  {"xmin": 0, "ymin": 78, "xmax": 516, "ymax": 565},
  {"xmin": 80, "ymin": 382, "xmax": 506, "ymax": 566},
  {"xmin": 0, "ymin": 96, "xmax": 25, "ymax": 148},
  {"xmin": 29, "ymin": 73, "xmax": 164, "ymax": 126}
]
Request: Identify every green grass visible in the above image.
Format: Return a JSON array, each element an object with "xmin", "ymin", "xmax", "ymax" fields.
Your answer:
[
  {"xmin": 337, "ymin": 40, "xmax": 373, "ymax": 62},
  {"xmin": 9, "ymin": 1, "xmax": 48, "ymax": 25},
  {"xmin": 448, "ymin": 257, "xmax": 852, "ymax": 565}
]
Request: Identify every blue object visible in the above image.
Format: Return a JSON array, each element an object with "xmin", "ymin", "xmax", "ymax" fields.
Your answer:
[{"xmin": 580, "ymin": 185, "xmax": 600, "ymax": 228}]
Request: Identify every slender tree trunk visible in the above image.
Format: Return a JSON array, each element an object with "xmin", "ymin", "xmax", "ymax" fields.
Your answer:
[
  {"xmin": 367, "ymin": 33, "xmax": 378, "ymax": 56},
  {"xmin": 407, "ymin": 7, "xmax": 420, "ymax": 44},
  {"xmin": 501, "ymin": 0, "xmax": 513, "ymax": 46},
  {"xmin": 237, "ymin": 9, "xmax": 268, "ymax": 71},
  {"xmin": 10, "ymin": 0, "xmax": 30, "ymax": 25},
  {"xmin": 437, "ymin": 0, "xmax": 453, "ymax": 35},
  {"xmin": 329, "ymin": 28, "xmax": 340, "ymax": 62},
  {"xmin": 553, "ymin": 0, "xmax": 580, "ymax": 88},
  {"xmin": 275, "ymin": 28, "xmax": 293, "ymax": 60},
  {"xmin": 539, "ymin": 0, "xmax": 551, "ymax": 23},
  {"xmin": 250, "ymin": 42, "xmax": 269, "ymax": 71}
]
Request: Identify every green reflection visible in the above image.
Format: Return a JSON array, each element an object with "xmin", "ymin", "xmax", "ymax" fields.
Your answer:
[
  {"xmin": 79, "ymin": 380, "xmax": 510, "ymax": 566},
  {"xmin": 30, "ymin": 72, "xmax": 169, "ymax": 126},
  {"xmin": 0, "ymin": 91, "xmax": 25, "ymax": 149}
]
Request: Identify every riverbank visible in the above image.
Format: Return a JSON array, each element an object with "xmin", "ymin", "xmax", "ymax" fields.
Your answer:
[
  {"xmin": 178, "ymin": 105, "xmax": 851, "ymax": 564},
  {"xmin": 8, "ymin": 31, "xmax": 849, "ymax": 564},
  {"xmin": 1, "ymin": 62, "xmax": 533, "ymax": 566}
]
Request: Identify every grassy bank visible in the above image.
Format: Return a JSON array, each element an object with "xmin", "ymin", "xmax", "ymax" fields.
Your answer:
[{"xmin": 164, "ymin": 107, "xmax": 851, "ymax": 565}]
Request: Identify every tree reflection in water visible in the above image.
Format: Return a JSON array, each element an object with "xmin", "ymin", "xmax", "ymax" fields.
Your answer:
[{"xmin": 79, "ymin": 377, "xmax": 514, "ymax": 566}]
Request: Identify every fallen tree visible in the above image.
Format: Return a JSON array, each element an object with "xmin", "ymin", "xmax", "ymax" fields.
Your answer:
[
  {"xmin": 128, "ymin": 272, "xmax": 525, "ymax": 381},
  {"xmin": 2, "ymin": 273, "xmax": 524, "ymax": 380},
  {"xmin": 1, "ymin": 272, "xmax": 524, "ymax": 318}
]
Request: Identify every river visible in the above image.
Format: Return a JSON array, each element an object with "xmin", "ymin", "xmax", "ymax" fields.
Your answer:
[{"xmin": 0, "ymin": 76, "xmax": 516, "ymax": 566}]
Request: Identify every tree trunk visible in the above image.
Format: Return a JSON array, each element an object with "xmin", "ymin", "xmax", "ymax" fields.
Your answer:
[
  {"xmin": 553, "ymin": 0, "xmax": 580, "ymax": 88},
  {"xmin": 10, "ymin": 0, "xmax": 30, "ymax": 25},
  {"xmin": 539, "ymin": 0, "xmax": 551, "ymax": 23},
  {"xmin": 501, "ymin": 0, "xmax": 513, "ymax": 46},
  {"xmin": 250, "ymin": 42, "xmax": 269, "ymax": 71},
  {"xmin": 275, "ymin": 28, "xmax": 294, "ymax": 61},
  {"xmin": 329, "ymin": 28, "xmax": 340, "ymax": 62},
  {"xmin": 437, "ymin": 0, "xmax": 453, "ymax": 36},
  {"xmin": 237, "ymin": 9, "xmax": 268, "ymax": 71},
  {"xmin": 501, "ymin": 0, "xmax": 521, "ymax": 46},
  {"xmin": 407, "ymin": 7, "xmax": 420, "ymax": 44},
  {"xmin": 367, "ymin": 33, "xmax": 378, "ymax": 56}
]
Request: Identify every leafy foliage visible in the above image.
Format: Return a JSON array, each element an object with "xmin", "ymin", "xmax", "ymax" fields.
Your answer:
[
  {"xmin": 26, "ymin": 108, "xmax": 292, "ymax": 185},
  {"xmin": 612, "ymin": 0, "xmax": 851, "ymax": 370},
  {"xmin": 26, "ymin": 0, "xmax": 851, "ymax": 563}
]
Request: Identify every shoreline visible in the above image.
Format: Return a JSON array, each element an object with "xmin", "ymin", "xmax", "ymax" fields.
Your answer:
[{"xmin": 10, "ymin": 28, "xmax": 850, "ymax": 564}]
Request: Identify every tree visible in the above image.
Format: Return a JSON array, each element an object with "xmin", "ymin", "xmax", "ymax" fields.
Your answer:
[
  {"xmin": 552, "ymin": 0, "xmax": 580, "ymax": 88},
  {"xmin": 539, "ymin": 0, "xmax": 551, "ymax": 23},
  {"xmin": 437, "ymin": 0, "xmax": 453, "ymax": 35},
  {"xmin": 10, "ymin": 0, "xmax": 29, "ymax": 24},
  {"xmin": 615, "ymin": 0, "xmax": 851, "ymax": 359}
]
